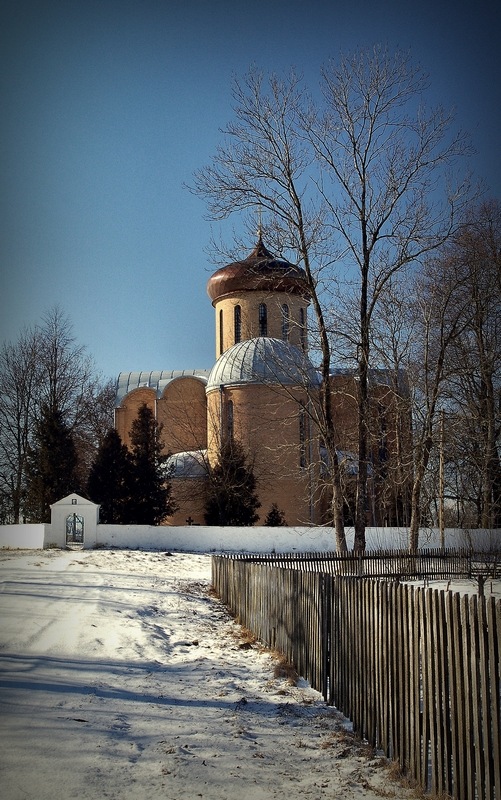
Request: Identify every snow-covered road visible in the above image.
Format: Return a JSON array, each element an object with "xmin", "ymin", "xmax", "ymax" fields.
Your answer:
[{"xmin": 0, "ymin": 549, "xmax": 416, "ymax": 800}]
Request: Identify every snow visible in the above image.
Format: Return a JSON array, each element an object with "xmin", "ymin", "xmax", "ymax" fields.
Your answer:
[
  {"xmin": 0, "ymin": 548, "xmax": 422, "ymax": 800},
  {"xmin": 406, "ymin": 575, "xmax": 501, "ymax": 599}
]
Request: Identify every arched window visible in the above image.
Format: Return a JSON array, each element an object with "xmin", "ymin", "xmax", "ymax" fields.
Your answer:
[
  {"xmin": 226, "ymin": 399, "xmax": 234, "ymax": 440},
  {"xmin": 234, "ymin": 305, "xmax": 241, "ymax": 344},
  {"xmin": 299, "ymin": 410, "xmax": 307, "ymax": 468},
  {"xmin": 281, "ymin": 303, "xmax": 290, "ymax": 341},
  {"xmin": 299, "ymin": 307, "xmax": 306, "ymax": 351},
  {"xmin": 258, "ymin": 303, "xmax": 268, "ymax": 336},
  {"xmin": 219, "ymin": 309, "xmax": 224, "ymax": 356}
]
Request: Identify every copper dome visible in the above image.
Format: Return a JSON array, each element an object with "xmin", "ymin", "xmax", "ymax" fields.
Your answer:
[{"xmin": 206, "ymin": 238, "xmax": 310, "ymax": 304}]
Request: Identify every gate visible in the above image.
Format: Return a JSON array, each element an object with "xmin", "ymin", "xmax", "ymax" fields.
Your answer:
[{"xmin": 66, "ymin": 513, "xmax": 84, "ymax": 547}]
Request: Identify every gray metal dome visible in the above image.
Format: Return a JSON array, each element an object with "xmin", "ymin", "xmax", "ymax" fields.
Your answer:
[
  {"xmin": 115, "ymin": 370, "xmax": 210, "ymax": 407},
  {"xmin": 206, "ymin": 337, "xmax": 321, "ymax": 391},
  {"xmin": 164, "ymin": 450, "xmax": 208, "ymax": 479}
]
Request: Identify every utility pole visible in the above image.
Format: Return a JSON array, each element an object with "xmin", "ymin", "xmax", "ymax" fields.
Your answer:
[{"xmin": 439, "ymin": 409, "xmax": 445, "ymax": 549}]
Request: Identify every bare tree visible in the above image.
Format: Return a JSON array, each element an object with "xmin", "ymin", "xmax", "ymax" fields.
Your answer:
[
  {"xmin": 369, "ymin": 277, "xmax": 415, "ymax": 526},
  {"xmin": 0, "ymin": 327, "xmax": 41, "ymax": 522},
  {"xmin": 0, "ymin": 307, "xmax": 114, "ymax": 521},
  {"xmin": 73, "ymin": 376, "xmax": 116, "ymax": 489},
  {"xmin": 193, "ymin": 48, "xmax": 472, "ymax": 550},
  {"xmin": 36, "ymin": 307, "xmax": 94, "ymax": 420},
  {"xmin": 407, "ymin": 253, "xmax": 472, "ymax": 551},
  {"xmin": 441, "ymin": 200, "xmax": 501, "ymax": 527},
  {"xmin": 35, "ymin": 307, "xmax": 115, "ymax": 490},
  {"xmin": 193, "ymin": 67, "xmax": 347, "ymax": 548},
  {"xmin": 303, "ymin": 48, "xmax": 471, "ymax": 548}
]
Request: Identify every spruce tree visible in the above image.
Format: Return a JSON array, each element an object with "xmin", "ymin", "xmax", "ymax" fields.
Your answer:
[
  {"xmin": 24, "ymin": 403, "xmax": 80, "ymax": 522},
  {"xmin": 127, "ymin": 403, "xmax": 175, "ymax": 525},
  {"xmin": 87, "ymin": 428, "xmax": 132, "ymax": 523},
  {"xmin": 264, "ymin": 503, "xmax": 287, "ymax": 526},
  {"xmin": 204, "ymin": 438, "xmax": 260, "ymax": 526}
]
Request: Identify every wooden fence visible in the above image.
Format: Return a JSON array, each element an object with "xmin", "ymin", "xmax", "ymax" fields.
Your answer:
[
  {"xmin": 227, "ymin": 548, "xmax": 500, "ymax": 582},
  {"xmin": 212, "ymin": 555, "xmax": 501, "ymax": 800}
]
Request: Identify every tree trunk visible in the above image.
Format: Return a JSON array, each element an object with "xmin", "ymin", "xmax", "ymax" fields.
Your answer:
[
  {"xmin": 354, "ymin": 232, "xmax": 370, "ymax": 552},
  {"xmin": 301, "ymin": 234, "xmax": 347, "ymax": 553},
  {"xmin": 408, "ymin": 435, "xmax": 433, "ymax": 552},
  {"xmin": 354, "ymin": 354, "xmax": 369, "ymax": 551},
  {"xmin": 330, "ymin": 452, "xmax": 347, "ymax": 552},
  {"xmin": 408, "ymin": 481, "xmax": 422, "ymax": 552}
]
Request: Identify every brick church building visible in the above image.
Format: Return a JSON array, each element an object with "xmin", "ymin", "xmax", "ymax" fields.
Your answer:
[{"xmin": 115, "ymin": 238, "xmax": 411, "ymax": 526}]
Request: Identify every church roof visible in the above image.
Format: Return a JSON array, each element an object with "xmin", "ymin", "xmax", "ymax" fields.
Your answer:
[
  {"xmin": 164, "ymin": 450, "xmax": 208, "ymax": 479},
  {"xmin": 206, "ymin": 337, "xmax": 321, "ymax": 391},
  {"xmin": 115, "ymin": 370, "xmax": 211, "ymax": 406},
  {"xmin": 206, "ymin": 237, "xmax": 310, "ymax": 304}
]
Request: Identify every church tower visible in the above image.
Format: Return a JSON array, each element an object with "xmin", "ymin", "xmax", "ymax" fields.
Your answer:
[
  {"xmin": 206, "ymin": 236, "xmax": 311, "ymax": 357},
  {"xmin": 115, "ymin": 237, "xmax": 323, "ymax": 526},
  {"xmin": 205, "ymin": 238, "xmax": 322, "ymax": 525}
]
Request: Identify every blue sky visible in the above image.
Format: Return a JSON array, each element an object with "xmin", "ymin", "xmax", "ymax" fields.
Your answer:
[{"xmin": 1, "ymin": 0, "xmax": 500, "ymax": 381}]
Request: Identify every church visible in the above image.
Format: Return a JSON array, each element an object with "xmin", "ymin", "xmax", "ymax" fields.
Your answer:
[{"xmin": 115, "ymin": 238, "xmax": 410, "ymax": 526}]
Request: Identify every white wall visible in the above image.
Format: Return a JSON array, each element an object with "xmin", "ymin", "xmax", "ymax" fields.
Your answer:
[
  {"xmin": 96, "ymin": 525, "xmax": 500, "ymax": 553},
  {"xmin": 0, "ymin": 524, "xmax": 499, "ymax": 553},
  {"xmin": 0, "ymin": 524, "xmax": 47, "ymax": 549},
  {"xmin": 347, "ymin": 526, "xmax": 501, "ymax": 552},
  {"xmin": 95, "ymin": 524, "xmax": 337, "ymax": 552}
]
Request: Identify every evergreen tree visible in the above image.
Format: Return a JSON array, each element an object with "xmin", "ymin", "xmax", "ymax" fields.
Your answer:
[
  {"xmin": 264, "ymin": 503, "xmax": 287, "ymax": 526},
  {"xmin": 24, "ymin": 403, "xmax": 80, "ymax": 522},
  {"xmin": 127, "ymin": 403, "xmax": 175, "ymax": 525},
  {"xmin": 87, "ymin": 428, "xmax": 132, "ymax": 523},
  {"xmin": 204, "ymin": 438, "xmax": 260, "ymax": 526}
]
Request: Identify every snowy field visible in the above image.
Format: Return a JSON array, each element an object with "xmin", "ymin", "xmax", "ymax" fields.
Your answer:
[{"xmin": 0, "ymin": 549, "xmax": 427, "ymax": 800}]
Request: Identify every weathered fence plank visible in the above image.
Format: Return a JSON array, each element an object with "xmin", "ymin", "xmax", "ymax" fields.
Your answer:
[
  {"xmin": 408, "ymin": 586, "xmax": 421, "ymax": 782},
  {"xmin": 471, "ymin": 594, "xmax": 486, "ymax": 800},
  {"xmin": 487, "ymin": 597, "xmax": 501, "ymax": 800},
  {"xmin": 445, "ymin": 590, "xmax": 461, "ymax": 799},
  {"xmin": 478, "ymin": 596, "xmax": 492, "ymax": 800}
]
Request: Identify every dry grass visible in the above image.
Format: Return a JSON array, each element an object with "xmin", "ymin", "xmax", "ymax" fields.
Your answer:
[
  {"xmin": 232, "ymin": 624, "xmax": 299, "ymax": 685},
  {"xmin": 382, "ymin": 760, "xmax": 453, "ymax": 800},
  {"xmin": 271, "ymin": 652, "xmax": 299, "ymax": 685},
  {"xmin": 319, "ymin": 729, "xmax": 454, "ymax": 799},
  {"xmin": 229, "ymin": 625, "xmax": 264, "ymax": 652}
]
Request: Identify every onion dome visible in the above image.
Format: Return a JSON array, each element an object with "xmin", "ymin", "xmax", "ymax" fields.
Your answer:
[
  {"xmin": 206, "ymin": 237, "xmax": 310, "ymax": 305},
  {"xmin": 206, "ymin": 337, "xmax": 321, "ymax": 391}
]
